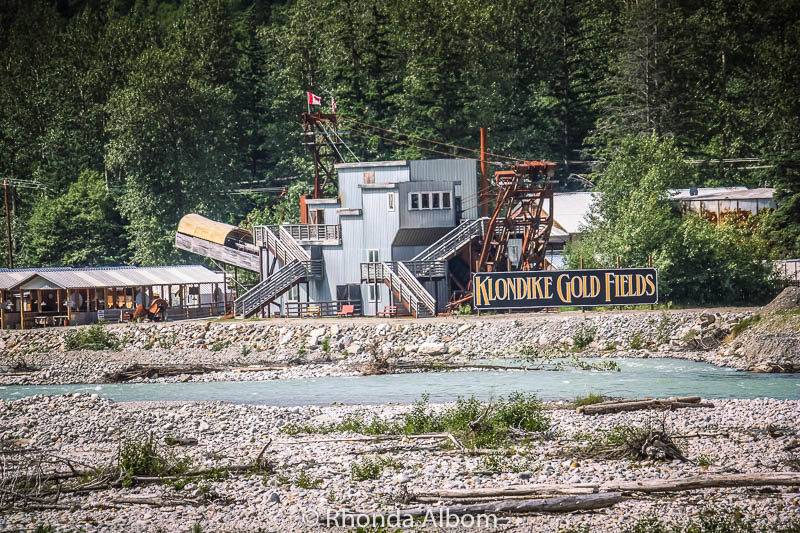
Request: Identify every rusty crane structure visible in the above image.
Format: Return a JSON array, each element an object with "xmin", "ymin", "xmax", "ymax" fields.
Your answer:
[{"xmin": 446, "ymin": 160, "xmax": 557, "ymax": 311}]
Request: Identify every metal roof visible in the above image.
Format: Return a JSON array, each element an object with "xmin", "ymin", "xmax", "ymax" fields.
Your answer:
[
  {"xmin": 335, "ymin": 160, "xmax": 408, "ymax": 169},
  {"xmin": 177, "ymin": 214, "xmax": 253, "ymax": 246},
  {"xmin": 0, "ymin": 265, "xmax": 224, "ymax": 290},
  {"xmin": 669, "ymin": 187, "xmax": 746, "ymax": 200},
  {"xmin": 393, "ymin": 227, "xmax": 454, "ymax": 247},
  {"xmin": 551, "ymin": 192, "xmax": 598, "ymax": 234},
  {"xmin": 673, "ymin": 187, "xmax": 775, "ymax": 202}
]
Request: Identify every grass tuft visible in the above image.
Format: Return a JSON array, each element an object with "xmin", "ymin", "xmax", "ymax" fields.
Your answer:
[{"xmin": 572, "ymin": 393, "xmax": 606, "ymax": 408}]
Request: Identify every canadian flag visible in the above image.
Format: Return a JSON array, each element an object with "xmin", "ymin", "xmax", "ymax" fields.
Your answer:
[{"xmin": 307, "ymin": 91, "xmax": 321, "ymax": 106}]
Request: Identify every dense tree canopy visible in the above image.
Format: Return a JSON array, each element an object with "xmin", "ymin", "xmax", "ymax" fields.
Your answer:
[{"xmin": 0, "ymin": 0, "xmax": 798, "ymax": 280}]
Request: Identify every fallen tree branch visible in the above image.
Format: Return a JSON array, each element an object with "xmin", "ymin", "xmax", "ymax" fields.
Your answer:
[
  {"xmin": 577, "ymin": 396, "xmax": 713, "ymax": 415},
  {"xmin": 411, "ymin": 472, "xmax": 800, "ymax": 501},
  {"xmin": 102, "ymin": 364, "xmax": 221, "ymax": 383},
  {"xmin": 322, "ymin": 492, "xmax": 626, "ymax": 524}
]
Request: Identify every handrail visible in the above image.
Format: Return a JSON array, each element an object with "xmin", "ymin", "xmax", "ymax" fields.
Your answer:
[
  {"xmin": 278, "ymin": 226, "xmax": 311, "ymax": 262},
  {"xmin": 282, "ymin": 224, "xmax": 341, "ymax": 242},
  {"xmin": 359, "ymin": 261, "xmax": 437, "ymax": 317},
  {"xmin": 234, "ymin": 259, "xmax": 307, "ymax": 317},
  {"xmin": 402, "ymin": 260, "xmax": 446, "ymax": 278},
  {"xmin": 396, "ymin": 261, "xmax": 436, "ymax": 315},
  {"xmin": 412, "ymin": 217, "xmax": 490, "ymax": 261},
  {"xmin": 253, "ymin": 225, "xmax": 296, "ymax": 265}
]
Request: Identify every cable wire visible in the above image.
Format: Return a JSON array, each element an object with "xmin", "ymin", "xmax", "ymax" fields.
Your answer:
[{"xmin": 341, "ymin": 117, "xmax": 526, "ymax": 162}]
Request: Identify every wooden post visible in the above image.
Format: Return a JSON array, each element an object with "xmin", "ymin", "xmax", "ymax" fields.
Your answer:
[
  {"xmin": 66, "ymin": 289, "xmax": 71, "ymax": 325},
  {"xmin": 86, "ymin": 288, "xmax": 90, "ymax": 312},
  {"xmin": 579, "ymin": 257, "xmax": 584, "ymax": 314},
  {"xmin": 648, "ymin": 255, "xmax": 654, "ymax": 310},
  {"xmin": 19, "ymin": 291, "xmax": 24, "ymax": 330},
  {"xmin": 222, "ymin": 265, "xmax": 229, "ymax": 314},
  {"xmin": 3, "ymin": 179, "xmax": 13, "ymax": 268},
  {"xmin": 37, "ymin": 289, "xmax": 42, "ymax": 313},
  {"xmin": 0, "ymin": 288, "xmax": 4, "ymax": 329}
]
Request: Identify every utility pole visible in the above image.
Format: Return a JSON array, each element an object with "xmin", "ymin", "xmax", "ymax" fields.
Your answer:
[{"xmin": 3, "ymin": 180, "xmax": 12, "ymax": 268}]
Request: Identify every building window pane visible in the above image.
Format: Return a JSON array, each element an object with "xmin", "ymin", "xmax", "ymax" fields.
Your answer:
[
  {"xmin": 432, "ymin": 193, "xmax": 440, "ymax": 209},
  {"xmin": 388, "ymin": 193, "xmax": 395, "ymax": 211},
  {"xmin": 288, "ymin": 284, "xmax": 299, "ymax": 302},
  {"xmin": 367, "ymin": 249, "xmax": 379, "ymax": 262},
  {"xmin": 410, "ymin": 193, "xmax": 419, "ymax": 209},
  {"xmin": 368, "ymin": 284, "xmax": 378, "ymax": 302},
  {"xmin": 442, "ymin": 192, "xmax": 451, "ymax": 208},
  {"xmin": 421, "ymin": 193, "xmax": 430, "ymax": 209}
]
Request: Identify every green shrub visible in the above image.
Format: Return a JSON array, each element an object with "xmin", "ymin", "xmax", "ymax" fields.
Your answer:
[
  {"xmin": 321, "ymin": 336, "xmax": 331, "ymax": 353},
  {"xmin": 65, "ymin": 323, "xmax": 118, "ymax": 351},
  {"xmin": 572, "ymin": 325, "xmax": 596, "ymax": 351},
  {"xmin": 629, "ymin": 332, "xmax": 644, "ymax": 350},
  {"xmin": 119, "ymin": 434, "xmax": 191, "ymax": 482},
  {"xmin": 454, "ymin": 304, "xmax": 472, "ymax": 316},
  {"xmin": 655, "ymin": 312, "xmax": 676, "ymax": 345},
  {"xmin": 210, "ymin": 341, "xmax": 226, "ymax": 352},
  {"xmin": 282, "ymin": 392, "xmax": 551, "ymax": 450},
  {"xmin": 350, "ymin": 458, "xmax": 383, "ymax": 481},
  {"xmin": 295, "ymin": 468, "xmax": 322, "ymax": 488}
]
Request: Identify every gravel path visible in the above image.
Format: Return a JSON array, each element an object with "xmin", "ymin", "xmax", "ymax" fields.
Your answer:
[{"xmin": 1, "ymin": 395, "xmax": 798, "ymax": 532}]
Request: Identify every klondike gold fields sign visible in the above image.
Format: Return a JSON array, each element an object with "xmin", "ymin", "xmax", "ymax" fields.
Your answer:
[{"xmin": 472, "ymin": 268, "xmax": 658, "ymax": 309}]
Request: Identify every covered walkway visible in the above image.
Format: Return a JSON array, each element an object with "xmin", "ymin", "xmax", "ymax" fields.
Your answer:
[{"xmin": 0, "ymin": 265, "xmax": 228, "ymax": 329}]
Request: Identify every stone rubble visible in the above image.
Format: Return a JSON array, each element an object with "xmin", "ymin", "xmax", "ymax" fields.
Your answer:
[{"xmin": 0, "ymin": 394, "xmax": 797, "ymax": 532}]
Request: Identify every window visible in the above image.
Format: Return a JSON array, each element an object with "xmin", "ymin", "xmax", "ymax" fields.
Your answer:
[
  {"xmin": 387, "ymin": 192, "xmax": 395, "ymax": 212},
  {"xmin": 287, "ymin": 284, "xmax": 299, "ymax": 302},
  {"xmin": 366, "ymin": 250, "xmax": 380, "ymax": 302},
  {"xmin": 309, "ymin": 209, "xmax": 325, "ymax": 224},
  {"xmin": 363, "ymin": 171, "xmax": 375, "ymax": 184},
  {"xmin": 421, "ymin": 193, "xmax": 430, "ymax": 209},
  {"xmin": 408, "ymin": 191, "xmax": 453, "ymax": 211}
]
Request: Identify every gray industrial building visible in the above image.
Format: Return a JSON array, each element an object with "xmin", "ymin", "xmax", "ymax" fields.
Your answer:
[{"xmin": 177, "ymin": 158, "xmax": 485, "ymax": 318}]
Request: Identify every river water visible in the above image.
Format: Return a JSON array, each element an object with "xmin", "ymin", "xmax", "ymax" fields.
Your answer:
[{"xmin": 1, "ymin": 358, "xmax": 798, "ymax": 406}]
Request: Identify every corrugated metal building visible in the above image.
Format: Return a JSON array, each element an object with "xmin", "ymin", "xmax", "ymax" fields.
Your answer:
[
  {"xmin": 0, "ymin": 265, "xmax": 226, "ymax": 329},
  {"xmin": 266, "ymin": 158, "xmax": 478, "ymax": 316}
]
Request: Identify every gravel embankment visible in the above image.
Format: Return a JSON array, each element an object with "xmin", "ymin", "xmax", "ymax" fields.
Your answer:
[
  {"xmin": 1, "ymin": 395, "xmax": 798, "ymax": 532},
  {"xmin": 0, "ymin": 309, "xmax": 768, "ymax": 386}
]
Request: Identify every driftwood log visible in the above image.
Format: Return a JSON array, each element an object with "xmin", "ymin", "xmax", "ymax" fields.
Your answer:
[
  {"xmin": 102, "ymin": 364, "xmax": 220, "ymax": 383},
  {"xmin": 321, "ymin": 492, "xmax": 626, "ymax": 524},
  {"xmin": 411, "ymin": 472, "xmax": 800, "ymax": 501},
  {"xmin": 576, "ymin": 396, "xmax": 714, "ymax": 415}
]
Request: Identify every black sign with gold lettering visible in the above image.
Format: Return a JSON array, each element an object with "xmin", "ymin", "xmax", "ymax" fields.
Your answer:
[{"xmin": 472, "ymin": 268, "xmax": 658, "ymax": 309}]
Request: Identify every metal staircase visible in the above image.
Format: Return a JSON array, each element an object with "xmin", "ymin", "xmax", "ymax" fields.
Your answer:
[
  {"xmin": 412, "ymin": 217, "xmax": 490, "ymax": 262},
  {"xmin": 360, "ymin": 261, "xmax": 437, "ymax": 317},
  {"xmin": 234, "ymin": 226, "xmax": 323, "ymax": 318},
  {"xmin": 234, "ymin": 260, "xmax": 309, "ymax": 318}
]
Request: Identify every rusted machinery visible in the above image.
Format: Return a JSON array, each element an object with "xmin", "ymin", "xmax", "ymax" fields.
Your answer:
[
  {"xmin": 133, "ymin": 298, "xmax": 169, "ymax": 321},
  {"xmin": 448, "ymin": 160, "xmax": 557, "ymax": 310}
]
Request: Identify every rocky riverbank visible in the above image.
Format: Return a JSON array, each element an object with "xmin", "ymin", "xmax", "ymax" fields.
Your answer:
[
  {"xmin": 1, "ymin": 309, "xmax": 776, "ymax": 386},
  {"xmin": 1, "ymin": 394, "xmax": 798, "ymax": 532}
]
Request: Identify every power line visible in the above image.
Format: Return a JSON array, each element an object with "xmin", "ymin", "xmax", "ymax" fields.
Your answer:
[
  {"xmin": 341, "ymin": 117, "xmax": 526, "ymax": 163},
  {"xmin": 348, "ymin": 126, "xmax": 477, "ymax": 161}
]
